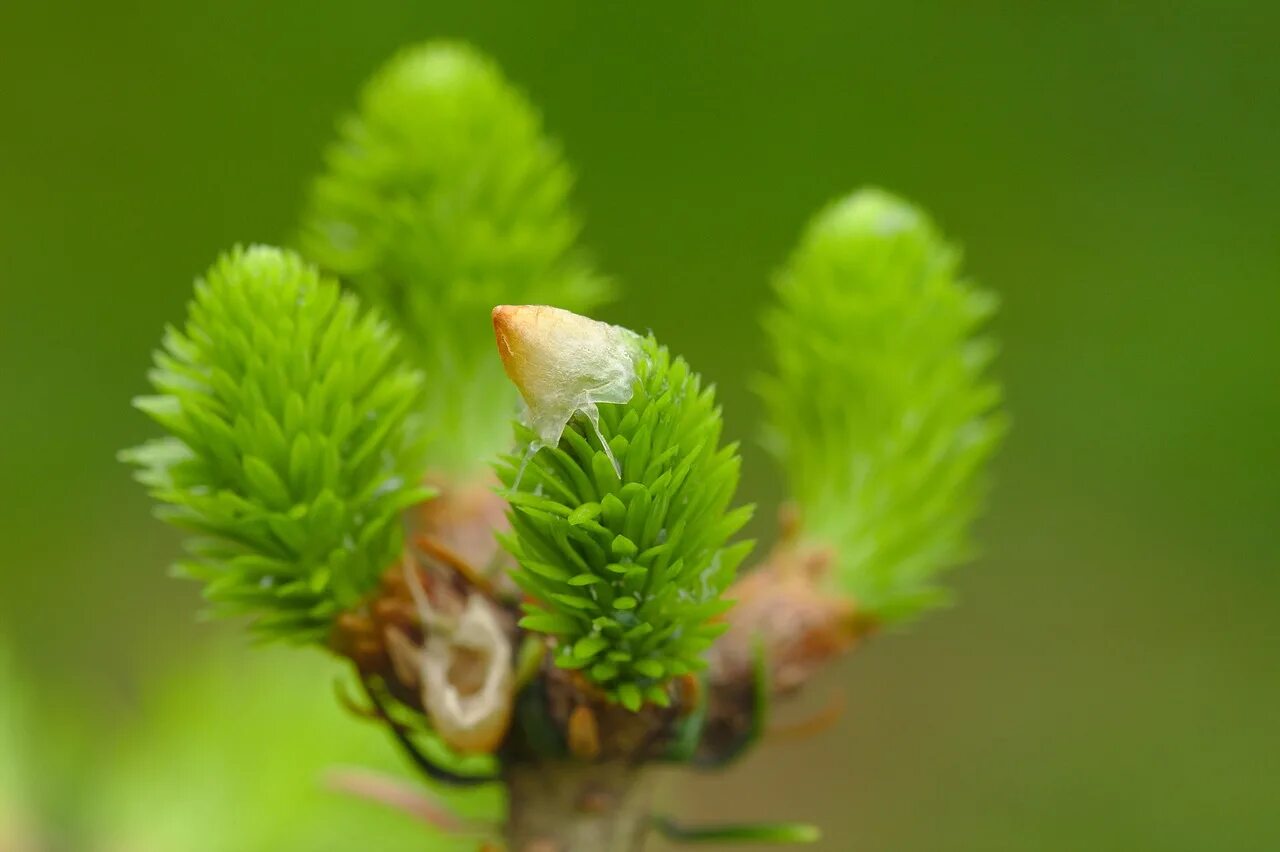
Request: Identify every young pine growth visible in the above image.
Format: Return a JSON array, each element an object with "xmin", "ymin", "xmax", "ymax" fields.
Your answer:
[
  {"xmin": 121, "ymin": 246, "xmax": 429, "ymax": 642},
  {"xmin": 300, "ymin": 41, "xmax": 610, "ymax": 473},
  {"xmin": 493, "ymin": 306, "xmax": 752, "ymax": 711},
  {"xmin": 760, "ymin": 189, "xmax": 1006, "ymax": 622},
  {"xmin": 123, "ymin": 38, "xmax": 1006, "ymax": 852}
]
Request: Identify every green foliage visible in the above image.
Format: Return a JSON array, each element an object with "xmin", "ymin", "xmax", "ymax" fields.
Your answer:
[
  {"xmin": 300, "ymin": 41, "xmax": 610, "ymax": 473},
  {"xmin": 497, "ymin": 336, "xmax": 751, "ymax": 709},
  {"xmin": 122, "ymin": 246, "xmax": 430, "ymax": 643},
  {"xmin": 760, "ymin": 188, "xmax": 1005, "ymax": 623}
]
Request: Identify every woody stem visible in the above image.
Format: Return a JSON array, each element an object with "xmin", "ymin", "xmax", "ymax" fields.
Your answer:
[{"xmin": 503, "ymin": 761, "xmax": 654, "ymax": 852}]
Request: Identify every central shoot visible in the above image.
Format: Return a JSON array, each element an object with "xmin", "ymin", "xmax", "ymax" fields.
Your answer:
[{"xmin": 493, "ymin": 306, "xmax": 753, "ymax": 711}]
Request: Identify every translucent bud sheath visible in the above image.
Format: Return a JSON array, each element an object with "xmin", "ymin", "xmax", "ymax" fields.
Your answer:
[
  {"xmin": 493, "ymin": 308, "xmax": 753, "ymax": 708},
  {"xmin": 493, "ymin": 305, "xmax": 638, "ymax": 472}
]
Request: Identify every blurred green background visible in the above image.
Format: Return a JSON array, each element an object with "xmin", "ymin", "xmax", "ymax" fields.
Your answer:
[{"xmin": 2, "ymin": 2, "xmax": 1276, "ymax": 850}]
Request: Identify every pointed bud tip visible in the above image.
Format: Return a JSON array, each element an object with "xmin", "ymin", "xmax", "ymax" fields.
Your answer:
[
  {"xmin": 488, "ymin": 305, "xmax": 639, "ymax": 448},
  {"xmin": 491, "ymin": 304, "xmax": 516, "ymax": 327}
]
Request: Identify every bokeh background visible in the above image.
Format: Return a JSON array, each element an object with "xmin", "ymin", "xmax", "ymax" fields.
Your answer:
[{"xmin": 2, "ymin": 2, "xmax": 1277, "ymax": 850}]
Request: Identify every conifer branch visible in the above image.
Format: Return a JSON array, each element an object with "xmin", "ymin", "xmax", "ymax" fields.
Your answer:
[
  {"xmin": 759, "ymin": 188, "xmax": 1006, "ymax": 623},
  {"xmin": 122, "ymin": 41, "xmax": 1007, "ymax": 852},
  {"xmin": 122, "ymin": 246, "xmax": 429, "ymax": 642}
]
